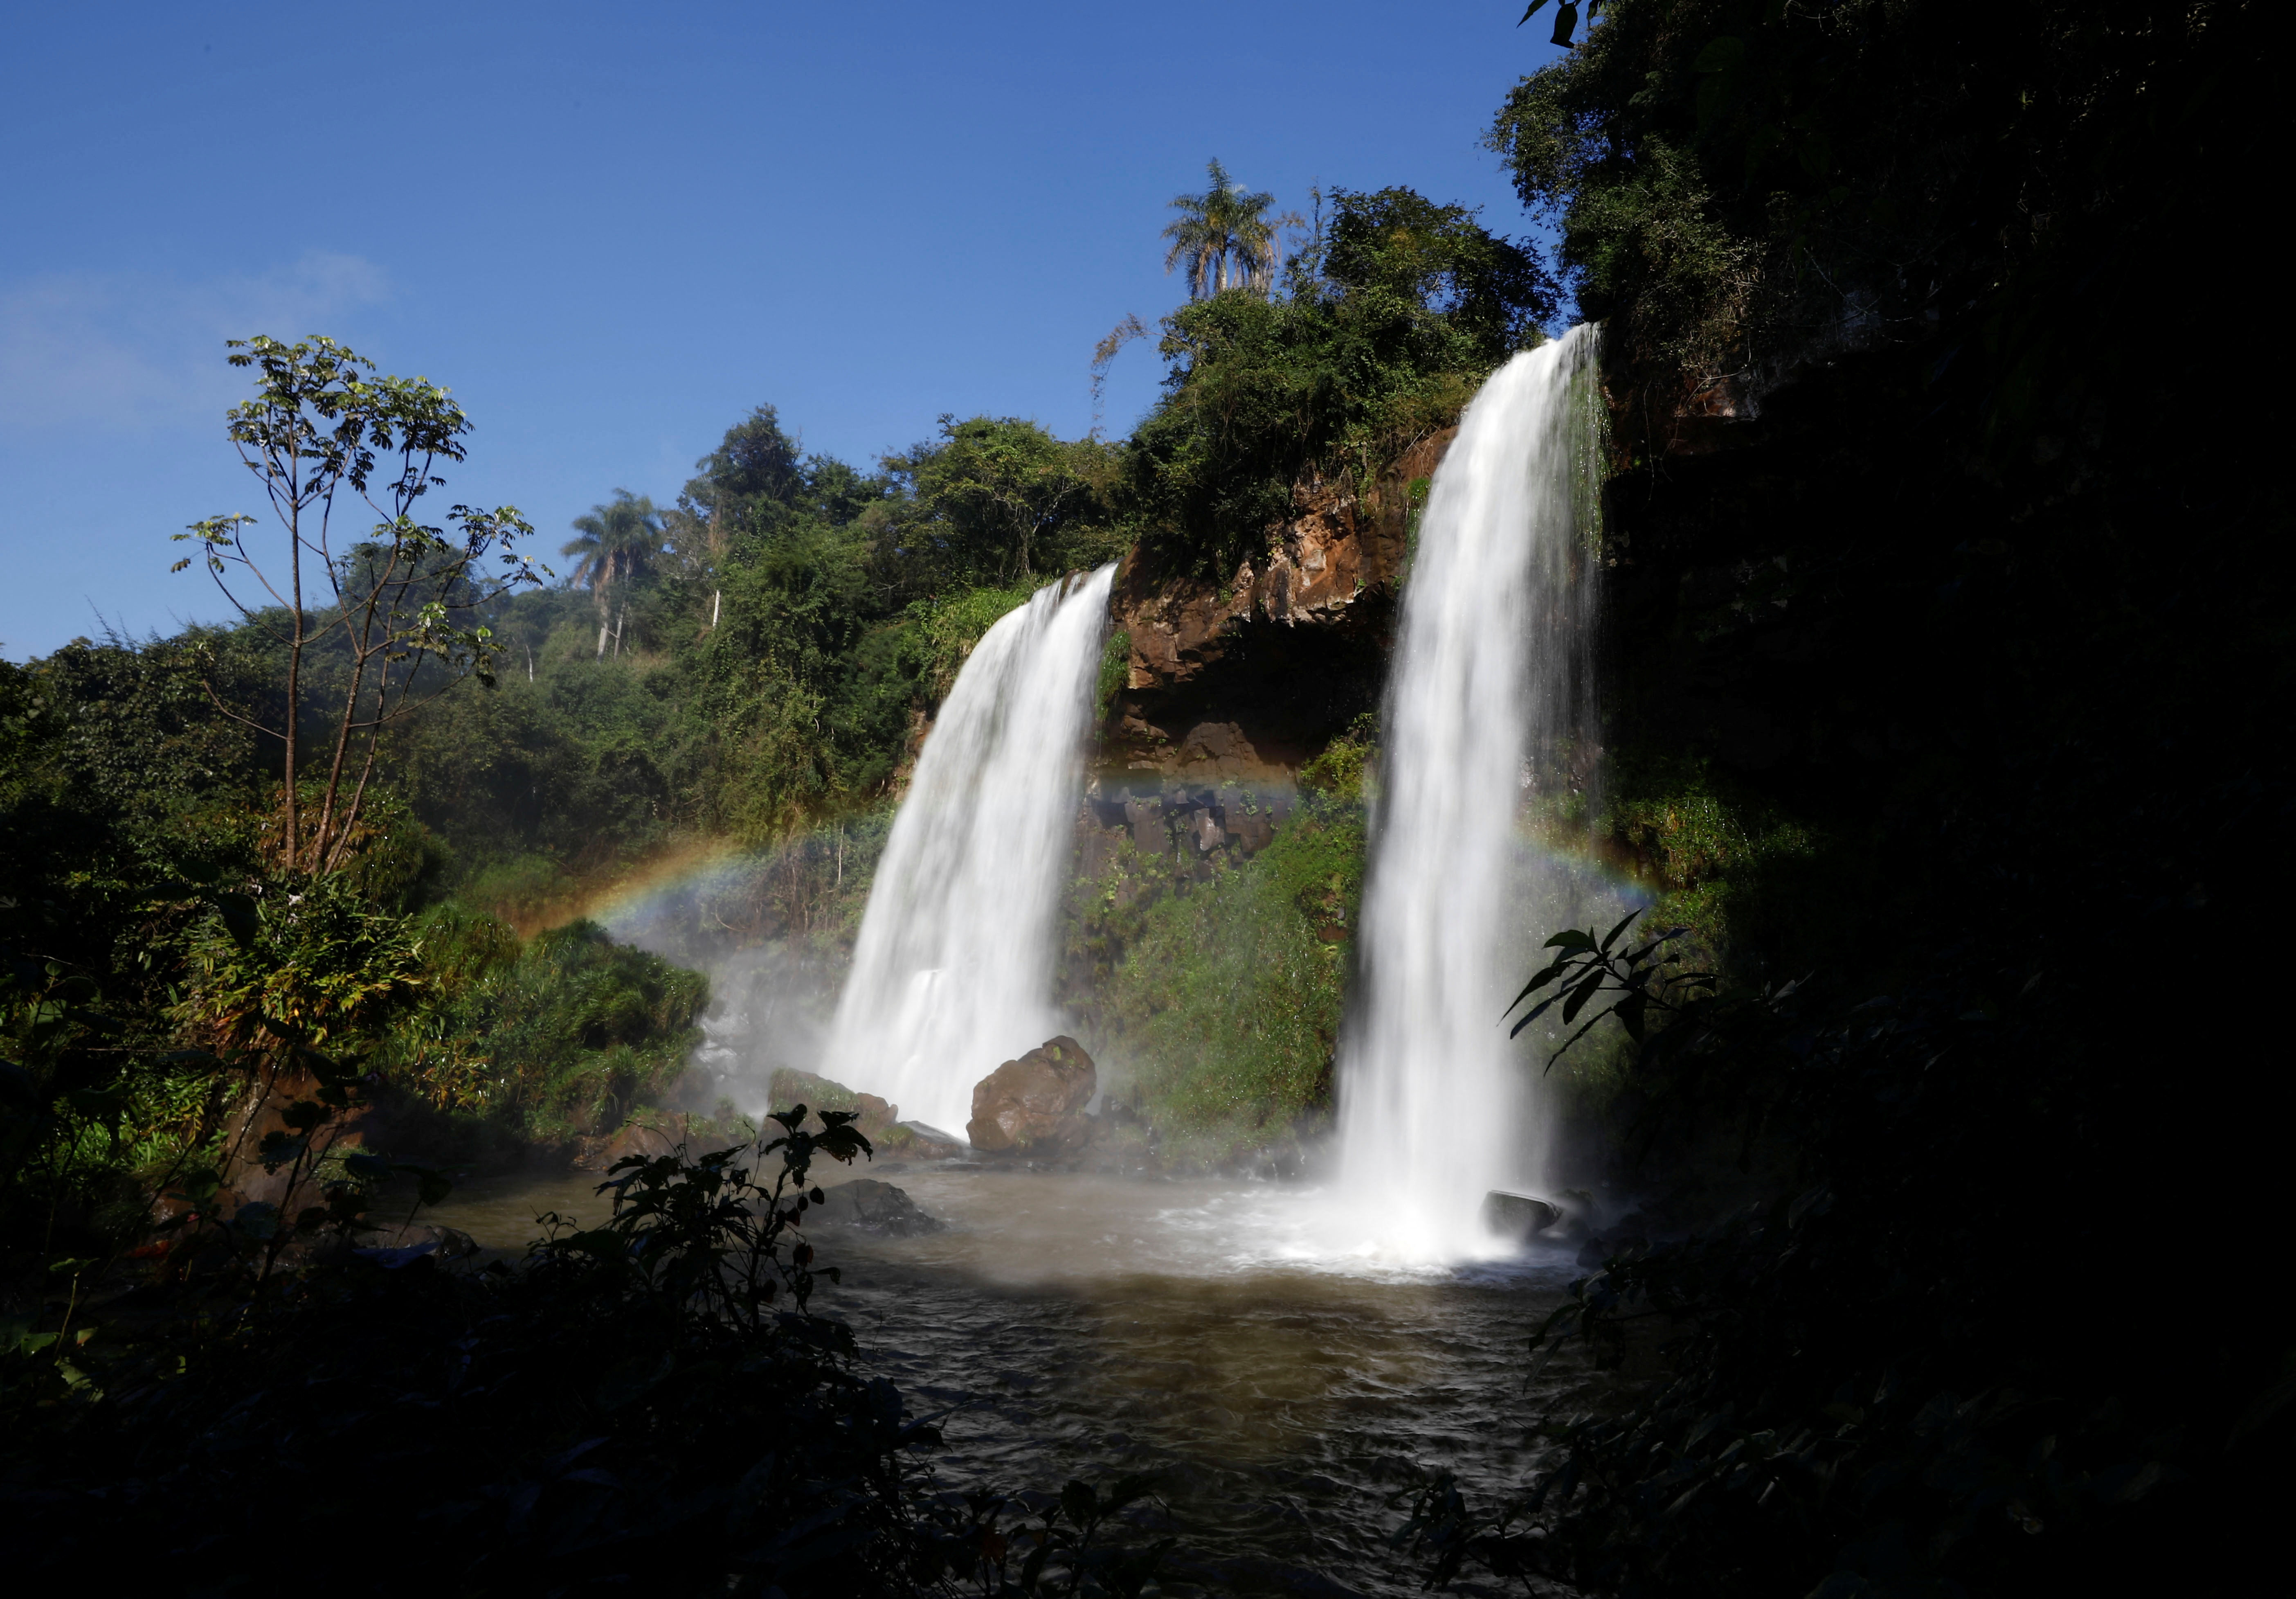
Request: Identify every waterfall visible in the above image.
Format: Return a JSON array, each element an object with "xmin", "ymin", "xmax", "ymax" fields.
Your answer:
[
  {"xmin": 821, "ymin": 564, "xmax": 1115, "ymax": 1135},
  {"xmin": 1335, "ymin": 327, "xmax": 1604, "ymax": 1259}
]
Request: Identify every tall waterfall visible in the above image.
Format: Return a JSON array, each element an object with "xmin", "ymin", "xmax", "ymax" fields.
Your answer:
[
  {"xmin": 1336, "ymin": 327, "xmax": 1603, "ymax": 1259},
  {"xmin": 821, "ymin": 564, "xmax": 1115, "ymax": 1135}
]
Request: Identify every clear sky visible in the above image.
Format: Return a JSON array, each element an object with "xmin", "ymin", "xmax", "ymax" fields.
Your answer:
[{"xmin": 1, "ymin": 2, "xmax": 1564, "ymax": 660}]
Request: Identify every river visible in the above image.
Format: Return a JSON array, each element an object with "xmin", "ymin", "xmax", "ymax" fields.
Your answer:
[{"xmin": 427, "ymin": 1162, "xmax": 1598, "ymax": 1597}]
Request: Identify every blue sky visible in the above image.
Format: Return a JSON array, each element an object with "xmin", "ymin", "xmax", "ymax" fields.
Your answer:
[{"xmin": 1, "ymin": 2, "xmax": 1563, "ymax": 659}]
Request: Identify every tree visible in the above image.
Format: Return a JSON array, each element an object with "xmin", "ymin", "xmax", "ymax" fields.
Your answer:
[
  {"xmin": 564, "ymin": 489, "xmax": 666, "ymax": 658},
  {"xmin": 883, "ymin": 416, "xmax": 1110, "ymax": 586},
  {"xmin": 1162, "ymin": 159, "xmax": 1302, "ymax": 299},
  {"xmin": 174, "ymin": 336, "xmax": 541, "ymax": 873},
  {"xmin": 1320, "ymin": 187, "xmax": 1555, "ymax": 356}
]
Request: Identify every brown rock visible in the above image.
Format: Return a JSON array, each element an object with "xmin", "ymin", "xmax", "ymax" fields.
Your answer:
[
  {"xmin": 765, "ymin": 1067, "xmax": 900, "ymax": 1136},
  {"xmin": 1105, "ymin": 430, "xmax": 1453, "ymax": 777},
  {"xmin": 966, "ymin": 1036, "xmax": 1098, "ymax": 1155},
  {"xmin": 878, "ymin": 1119, "xmax": 967, "ymax": 1161},
  {"xmin": 603, "ymin": 1116, "xmax": 686, "ymax": 1165}
]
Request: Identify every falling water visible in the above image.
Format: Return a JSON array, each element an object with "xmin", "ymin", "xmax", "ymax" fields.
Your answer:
[
  {"xmin": 1336, "ymin": 327, "xmax": 1605, "ymax": 1259},
  {"xmin": 821, "ymin": 565, "xmax": 1115, "ymax": 1135}
]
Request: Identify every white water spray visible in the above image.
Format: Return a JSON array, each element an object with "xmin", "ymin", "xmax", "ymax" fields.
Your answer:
[
  {"xmin": 822, "ymin": 565, "xmax": 1115, "ymax": 1134},
  {"xmin": 1335, "ymin": 327, "xmax": 1605, "ymax": 1260}
]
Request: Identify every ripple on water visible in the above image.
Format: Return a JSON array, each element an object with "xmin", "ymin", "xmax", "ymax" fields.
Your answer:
[{"xmin": 426, "ymin": 1165, "xmax": 1602, "ymax": 1597}]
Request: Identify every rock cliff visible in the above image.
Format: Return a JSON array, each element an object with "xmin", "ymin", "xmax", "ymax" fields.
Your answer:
[{"xmin": 1103, "ymin": 429, "xmax": 1453, "ymax": 781}]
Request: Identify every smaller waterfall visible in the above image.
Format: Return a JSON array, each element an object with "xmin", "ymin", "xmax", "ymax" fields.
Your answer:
[
  {"xmin": 1335, "ymin": 327, "xmax": 1604, "ymax": 1260},
  {"xmin": 820, "ymin": 565, "xmax": 1115, "ymax": 1134}
]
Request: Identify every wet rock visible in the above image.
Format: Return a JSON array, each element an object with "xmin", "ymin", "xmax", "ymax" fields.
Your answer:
[
  {"xmin": 287, "ymin": 1220, "xmax": 481, "ymax": 1270},
  {"xmin": 809, "ymin": 1178, "xmax": 943, "ymax": 1237},
  {"xmin": 877, "ymin": 1119, "xmax": 967, "ymax": 1161},
  {"xmin": 602, "ymin": 1118, "xmax": 685, "ymax": 1165},
  {"xmin": 967, "ymin": 1036, "xmax": 1098, "ymax": 1155},
  {"xmin": 1122, "ymin": 795, "xmax": 1167, "ymax": 855},
  {"xmin": 766, "ymin": 1068, "xmax": 899, "ymax": 1136},
  {"xmin": 1483, "ymin": 1189, "xmax": 1563, "ymax": 1240},
  {"xmin": 351, "ymin": 1221, "xmax": 481, "ymax": 1266},
  {"xmin": 1106, "ymin": 430, "xmax": 1451, "ymax": 779},
  {"xmin": 1226, "ymin": 806, "xmax": 1275, "ymax": 852}
]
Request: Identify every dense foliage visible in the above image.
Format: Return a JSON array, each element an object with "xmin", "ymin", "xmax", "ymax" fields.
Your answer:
[
  {"xmin": 1401, "ymin": 2, "xmax": 2289, "ymax": 1593},
  {"xmin": 1123, "ymin": 187, "xmax": 1556, "ymax": 578},
  {"xmin": 2, "ymin": 1124, "xmax": 1170, "ymax": 1597},
  {"xmin": 1077, "ymin": 795, "xmax": 1366, "ymax": 1159}
]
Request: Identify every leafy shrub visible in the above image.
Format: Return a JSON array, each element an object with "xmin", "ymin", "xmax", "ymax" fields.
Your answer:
[
  {"xmin": 373, "ymin": 912, "xmax": 706, "ymax": 1136},
  {"xmin": 1122, "ymin": 187, "xmax": 1554, "ymax": 579},
  {"xmin": 1095, "ymin": 802, "xmax": 1365, "ymax": 1156},
  {"xmin": 0, "ymin": 1121, "xmax": 1174, "ymax": 1595}
]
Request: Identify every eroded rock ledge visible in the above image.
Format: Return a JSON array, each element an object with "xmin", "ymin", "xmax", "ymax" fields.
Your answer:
[{"xmin": 1104, "ymin": 428, "xmax": 1454, "ymax": 779}]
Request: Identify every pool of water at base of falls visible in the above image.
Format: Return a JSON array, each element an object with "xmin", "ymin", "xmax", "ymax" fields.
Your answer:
[{"xmin": 426, "ymin": 1164, "xmax": 1603, "ymax": 1598}]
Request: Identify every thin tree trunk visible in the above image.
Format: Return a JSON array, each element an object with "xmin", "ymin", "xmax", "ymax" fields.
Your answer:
[
  {"xmin": 313, "ymin": 548, "xmax": 398, "ymax": 870},
  {"xmin": 595, "ymin": 552, "xmax": 617, "ymax": 659},
  {"xmin": 282, "ymin": 474, "xmax": 304, "ymax": 869}
]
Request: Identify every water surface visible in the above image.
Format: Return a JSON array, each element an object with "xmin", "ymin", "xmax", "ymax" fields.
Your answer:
[{"xmin": 430, "ymin": 1165, "xmax": 1597, "ymax": 1597}]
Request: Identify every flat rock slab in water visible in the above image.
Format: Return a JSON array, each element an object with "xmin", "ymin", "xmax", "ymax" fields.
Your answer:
[
  {"xmin": 1482, "ymin": 1189, "xmax": 1562, "ymax": 1240},
  {"xmin": 812, "ymin": 1178, "xmax": 944, "ymax": 1237}
]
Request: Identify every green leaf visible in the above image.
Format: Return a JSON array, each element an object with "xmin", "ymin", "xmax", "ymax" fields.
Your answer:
[
  {"xmin": 1546, "ymin": 928, "xmax": 1596, "ymax": 952},
  {"xmin": 1517, "ymin": 0, "xmax": 1552, "ymax": 22},
  {"xmin": 1550, "ymin": 1, "xmax": 1580, "ymax": 46}
]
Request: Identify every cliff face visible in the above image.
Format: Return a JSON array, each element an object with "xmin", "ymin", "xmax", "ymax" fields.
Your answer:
[{"xmin": 1103, "ymin": 428, "xmax": 1454, "ymax": 781}]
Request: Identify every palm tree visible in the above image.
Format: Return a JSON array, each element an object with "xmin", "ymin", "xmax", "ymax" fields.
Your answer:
[
  {"xmin": 1162, "ymin": 159, "xmax": 1303, "ymax": 298},
  {"xmin": 563, "ymin": 489, "xmax": 663, "ymax": 658}
]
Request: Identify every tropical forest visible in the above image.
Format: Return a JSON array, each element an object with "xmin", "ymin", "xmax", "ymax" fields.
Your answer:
[{"xmin": 0, "ymin": 2, "xmax": 2282, "ymax": 1594}]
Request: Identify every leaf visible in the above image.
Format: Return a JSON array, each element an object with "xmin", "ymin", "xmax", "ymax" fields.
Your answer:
[
  {"xmin": 1550, "ymin": 1, "xmax": 1580, "ymax": 46},
  {"xmin": 1617, "ymin": 991, "xmax": 1649, "ymax": 1043},
  {"xmin": 1561, "ymin": 970, "xmax": 1607, "ymax": 1025},
  {"xmin": 1503, "ymin": 958, "xmax": 1572, "ymax": 1016},
  {"xmin": 1509, "ymin": 993, "xmax": 1565, "ymax": 1038},
  {"xmin": 1061, "ymin": 1478, "xmax": 1099, "ymax": 1527},
  {"xmin": 211, "ymin": 890, "xmax": 260, "ymax": 947},
  {"xmin": 1546, "ymin": 928, "xmax": 1596, "ymax": 952},
  {"xmin": 1517, "ymin": 0, "xmax": 1552, "ymax": 22},
  {"xmin": 1102, "ymin": 1473, "xmax": 1161, "ymax": 1511},
  {"xmin": 1599, "ymin": 907, "xmax": 1642, "ymax": 954}
]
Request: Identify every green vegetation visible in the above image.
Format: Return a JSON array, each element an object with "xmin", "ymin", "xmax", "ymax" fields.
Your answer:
[
  {"xmin": 370, "ymin": 913, "xmax": 707, "ymax": 1139},
  {"xmin": 1399, "ymin": 3, "xmax": 2286, "ymax": 1594},
  {"xmin": 1124, "ymin": 185, "xmax": 1556, "ymax": 579},
  {"xmin": 1086, "ymin": 798, "xmax": 1365, "ymax": 1159},
  {"xmin": 2, "ymin": 1122, "xmax": 1170, "ymax": 1594}
]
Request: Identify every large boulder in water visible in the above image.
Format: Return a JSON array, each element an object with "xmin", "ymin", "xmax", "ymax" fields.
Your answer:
[
  {"xmin": 766, "ymin": 1067, "xmax": 899, "ymax": 1137},
  {"xmin": 808, "ymin": 1178, "xmax": 942, "ymax": 1237},
  {"xmin": 1483, "ymin": 1189, "xmax": 1562, "ymax": 1241},
  {"xmin": 877, "ymin": 1120, "xmax": 967, "ymax": 1161},
  {"xmin": 967, "ymin": 1036, "xmax": 1097, "ymax": 1155}
]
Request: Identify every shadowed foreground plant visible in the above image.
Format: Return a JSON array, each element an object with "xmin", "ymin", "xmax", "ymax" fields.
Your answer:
[{"xmin": 1, "ymin": 1112, "xmax": 1171, "ymax": 1597}]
